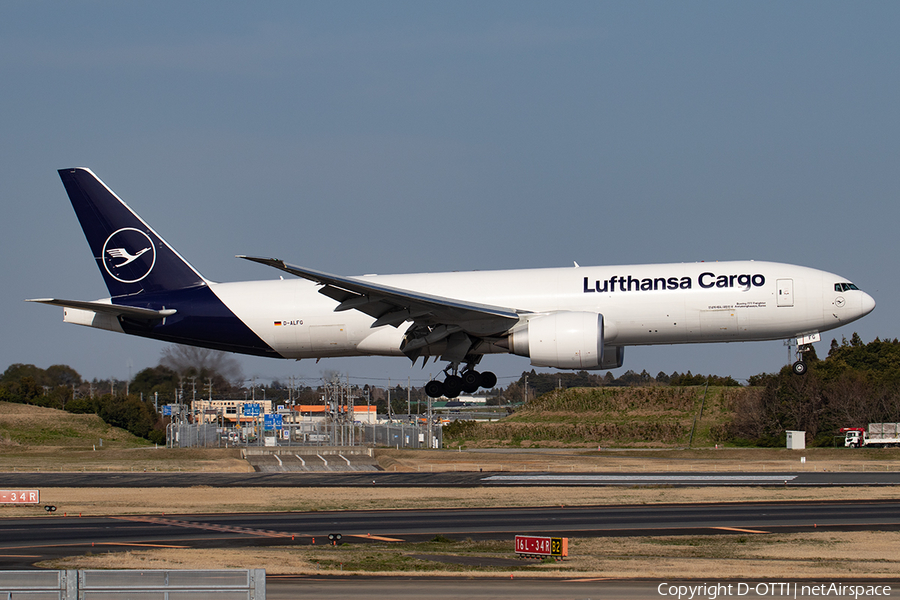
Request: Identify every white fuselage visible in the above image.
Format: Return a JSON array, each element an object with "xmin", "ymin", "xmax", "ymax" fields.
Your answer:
[{"xmin": 209, "ymin": 260, "xmax": 874, "ymax": 360}]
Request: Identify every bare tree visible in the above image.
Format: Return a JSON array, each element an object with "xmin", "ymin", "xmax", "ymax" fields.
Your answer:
[{"xmin": 159, "ymin": 345, "xmax": 244, "ymax": 387}]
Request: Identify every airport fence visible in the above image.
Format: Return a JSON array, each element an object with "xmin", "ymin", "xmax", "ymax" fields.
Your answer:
[
  {"xmin": 360, "ymin": 421, "xmax": 443, "ymax": 449},
  {"xmin": 167, "ymin": 422, "xmax": 219, "ymax": 448},
  {"xmin": 0, "ymin": 568, "xmax": 265, "ymax": 599},
  {"xmin": 167, "ymin": 421, "xmax": 442, "ymax": 449}
]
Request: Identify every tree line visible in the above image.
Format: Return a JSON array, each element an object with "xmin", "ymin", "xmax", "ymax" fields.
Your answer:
[
  {"xmin": 0, "ymin": 362, "xmax": 165, "ymax": 444},
  {"xmin": 728, "ymin": 334, "xmax": 900, "ymax": 446},
  {"xmin": 2, "ymin": 334, "xmax": 897, "ymax": 447}
]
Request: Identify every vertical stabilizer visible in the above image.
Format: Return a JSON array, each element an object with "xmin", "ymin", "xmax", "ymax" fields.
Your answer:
[{"xmin": 58, "ymin": 168, "xmax": 207, "ymax": 298}]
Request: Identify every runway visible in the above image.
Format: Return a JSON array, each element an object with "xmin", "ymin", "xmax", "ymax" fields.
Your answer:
[
  {"xmin": 2, "ymin": 500, "xmax": 900, "ymax": 568},
  {"xmin": 3, "ymin": 470, "xmax": 900, "ymax": 487}
]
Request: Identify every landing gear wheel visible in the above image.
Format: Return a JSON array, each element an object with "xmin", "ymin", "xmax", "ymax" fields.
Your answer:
[
  {"xmin": 443, "ymin": 375, "xmax": 463, "ymax": 398},
  {"xmin": 480, "ymin": 371, "xmax": 497, "ymax": 389},
  {"xmin": 424, "ymin": 380, "xmax": 445, "ymax": 398},
  {"xmin": 461, "ymin": 370, "xmax": 481, "ymax": 394},
  {"xmin": 792, "ymin": 360, "xmax": 807, "ymax": 375}
]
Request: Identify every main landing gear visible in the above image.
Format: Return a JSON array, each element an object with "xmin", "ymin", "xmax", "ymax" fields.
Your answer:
[{"xmin": 425, "ymin": 368, "xmax": 498, "ymax": 399}]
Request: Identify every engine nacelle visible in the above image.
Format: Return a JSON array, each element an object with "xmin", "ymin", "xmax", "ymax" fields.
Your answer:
[{"xmin": 507, "ymin": 311, "xmax": 609, "ymax": 369}]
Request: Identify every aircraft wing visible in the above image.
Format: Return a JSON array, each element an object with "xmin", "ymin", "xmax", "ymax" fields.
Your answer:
[
  {"xmin": 238, "ymin": 256, "xmax": 521, "ymax": 337},
  {"xmin": 26, "ymin": 298, "xmax": 177, "ymax": 320}
]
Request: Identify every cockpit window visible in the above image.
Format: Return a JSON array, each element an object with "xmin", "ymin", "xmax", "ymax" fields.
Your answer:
[{"xmin": 835, "ymin": 283, "xmax": 860, "ymax": 292}]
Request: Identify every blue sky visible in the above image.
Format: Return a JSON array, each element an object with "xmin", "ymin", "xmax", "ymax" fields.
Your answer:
[{"xmin": 2, "ymin": 1, "xmax": 897, "ymax": 388}]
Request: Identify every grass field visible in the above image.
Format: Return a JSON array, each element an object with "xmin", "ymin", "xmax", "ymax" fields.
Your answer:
[{"xmin": 444, "ymin": 386, "xmax": 742, "ymax": 448}]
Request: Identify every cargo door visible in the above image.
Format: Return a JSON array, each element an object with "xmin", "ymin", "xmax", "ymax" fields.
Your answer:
[{"xmin": 777, "ymin": 278, "xmax": 794, "ymax": 307}]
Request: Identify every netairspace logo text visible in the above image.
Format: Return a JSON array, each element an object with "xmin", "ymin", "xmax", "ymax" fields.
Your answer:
[{"xmin": 657, "ymin": 582, "xmax": 892, "ymax": 600}]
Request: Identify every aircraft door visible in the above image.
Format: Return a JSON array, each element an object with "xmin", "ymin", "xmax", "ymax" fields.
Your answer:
[{"xmin": 777, "ymin": 279, "xmax": 794, "ymax": 307}]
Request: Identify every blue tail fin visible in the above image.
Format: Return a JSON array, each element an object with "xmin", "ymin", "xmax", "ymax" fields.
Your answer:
[{"xmin": 58, "ymin": 168, "xmax": 207, "ymax": 298}]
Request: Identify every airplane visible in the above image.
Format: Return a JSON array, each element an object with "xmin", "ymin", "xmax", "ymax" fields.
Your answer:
[{"xmin": 29, "ymin": 168, "xmax": 876, "ymax": 397}]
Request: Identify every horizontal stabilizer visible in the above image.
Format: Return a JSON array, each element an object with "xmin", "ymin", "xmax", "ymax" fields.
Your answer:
[{"xmin": 26, "ymin": 298, "xmax": 177, "ymax": 320}]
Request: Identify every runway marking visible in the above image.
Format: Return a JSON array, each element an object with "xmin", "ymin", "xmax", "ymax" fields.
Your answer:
[
  {"xmin": 111, "ymin": 516, "xmax": 300, "ymax": 539},
  {"xmin": 483, "ymin": 474, "xmax": 799, "ymax": 483},
  {"xmin": 98, "ymin": 542, "xmax": 191, "ymax": 548},
  {"xmin": 348, "ymin": 534, "xmax": 405, "ymax": 542},
  {"xmin": 711, "ymin": 526, "xmax": 771, "ymax": 534},
  {"xmin": 112, "ymin": 516, "xmax": 404, "ymax": 542}
]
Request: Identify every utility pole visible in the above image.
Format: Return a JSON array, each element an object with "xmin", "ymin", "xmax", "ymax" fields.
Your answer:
[{"xmin": 524, "ymin": 374, "xmax": 528, "ymax": 404}]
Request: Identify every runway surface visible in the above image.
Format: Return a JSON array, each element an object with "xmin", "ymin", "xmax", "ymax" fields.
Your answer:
[
  {"xmin": 2, "ymin": 500, "xmax": 900, "ymax": 569},
  {"xmin": 3, "ymin": 470, "xmax": 900, "ymax": 487}
]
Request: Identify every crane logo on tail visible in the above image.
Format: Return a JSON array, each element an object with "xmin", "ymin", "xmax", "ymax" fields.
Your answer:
[{"xmin": 102, "ymin": 228, "xmax": 156, "ymax": 283}]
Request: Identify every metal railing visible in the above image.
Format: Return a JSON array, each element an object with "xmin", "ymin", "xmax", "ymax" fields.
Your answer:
[{"xmin": 0, "ymin": 569, "xmax": 265, "ymax": 599}]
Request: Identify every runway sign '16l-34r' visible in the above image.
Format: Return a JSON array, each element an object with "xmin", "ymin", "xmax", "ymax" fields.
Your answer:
[{"xmin": 0, "ymin": 490, "xmax": 39, "ymax": 503}]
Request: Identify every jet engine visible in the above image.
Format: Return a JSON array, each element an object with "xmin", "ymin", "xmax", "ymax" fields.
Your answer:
[{"xmin": 506, "ymin": 311, "xmax": 623, "ymax": 370}]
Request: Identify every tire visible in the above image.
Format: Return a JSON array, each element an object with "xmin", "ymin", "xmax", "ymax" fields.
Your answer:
[
  {"xmin": 443, "ymin": 375, "xmax": 463, "ymax": 398},
  {"xmin": 792, "ymin": 361, "xmax": 807, "ymax": 375},
  {"xmin": 462, "ymin": 370, "xmax": 481, "ymax": 394},
  {"xmin": 480, "ymin": 371, "xmax": 498, "ymax": 388},
  {"xmin": 424, "ymin": 380, "xmax": 445, "ymax": 398}
]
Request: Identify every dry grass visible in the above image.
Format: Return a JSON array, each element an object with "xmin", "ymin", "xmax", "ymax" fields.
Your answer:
[
  {"xmin": 0, "ymin": 401, "xmax": 143, "ymax": 449},
  {"xmin": 0, "ymin": 447, "xmax": 251, "ymax": 473},
  {"xmin": 377, "ymin": 447, "xmax": 900, "ymax": 474},
  {"xmin": 4, "ymin": 484, "xmax": 900, "ymax": 518},
  {"xmin": 39, "ymin": 531, "xmax": 900, "ymax": 579}
]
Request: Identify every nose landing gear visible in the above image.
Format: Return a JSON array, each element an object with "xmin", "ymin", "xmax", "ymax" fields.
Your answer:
[{"xmin": 787, "ymin": 334, "xmax": 820, "ymax": 376}]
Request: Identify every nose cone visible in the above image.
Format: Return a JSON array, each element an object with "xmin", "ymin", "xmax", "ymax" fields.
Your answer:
[{"xmin": 860, "ymin": 291, "xmax": 876, "ymax": 317}]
